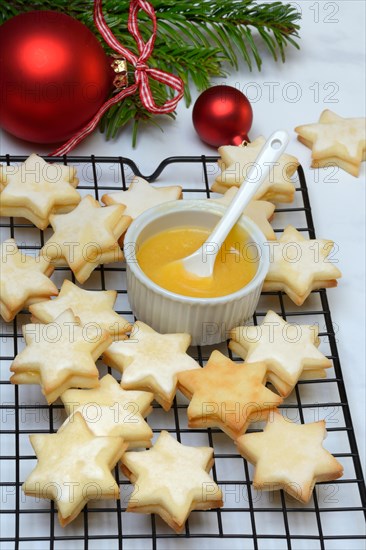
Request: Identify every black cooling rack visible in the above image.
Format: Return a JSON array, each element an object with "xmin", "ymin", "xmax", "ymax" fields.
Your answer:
[{"xmin": 0, "ymin": 154, "xmax": 365, "ymax": 550}]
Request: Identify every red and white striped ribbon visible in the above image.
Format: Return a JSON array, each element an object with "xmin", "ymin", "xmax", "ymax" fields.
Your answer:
[{"xmin": 50, "ymin": 0, "xmax": 184, "ymax": 156}]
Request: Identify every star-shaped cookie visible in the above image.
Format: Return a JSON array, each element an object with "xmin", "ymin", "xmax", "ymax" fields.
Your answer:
[
  {"xmin": 0, "ymin": 154, "xmax": 80, "ymax": 229},
  {"xmin": 0, "ymin": 239, "xmax": 58, "ymax": 322},
  {"xmin": 103, "ymin": 321, "xmax": 200, "ymax": 410},
  {"xmin": 29, "ymin": 279, "xmax": 131, "ymax": 340},
  {"xmin": 23, "ymin": 412, "xmax": 127, "ymax": 526},
  {"xmin": 121, "ymin": 430, "xmax": 223, "ymax": 532},
  {"xmin": 211, "ymin": 136, "xmax": 299, "ymax": 202},
  {"xmin": 102, "ymin": 176, "xmax": 182, "ymax": 219},
  {"xmin": 60, "ymin": 374, "xmax": 153, "ymax": 448},
  {"xmin": 263, "ymin": 225, "xmax": 342, "ymax": 305},
  {"xmin": 229, "ymin": 311, "xmax": 332, "ymax": 397},
  {"xmin": 177, "ymin": 350, "xmax": 283, "ymax": 439},
  {"xmin": 211, "ymin": 187, "xmax": 276, "ymax": 240},
  {"xmin": 41, "ymin": 195, "xmax": 131, "ymax": 283},
  {"xmin": 10, "ymin": 309, "xmax": 112, "ymax": 403},
  {"xmin": 295, "ymin": 110, "xmax": 366, "ymax": 177},
  {"xmin": 236, "ymin": 411, "xmax": 343, "ymax": 503}
]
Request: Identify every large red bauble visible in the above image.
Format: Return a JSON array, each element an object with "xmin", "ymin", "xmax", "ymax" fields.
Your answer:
[
  {"xmin": 192, "ymin": 85, "xmax": 253, "ymax": 147},
  {"xmin": 0, "ymin": 11, "xmax": 113, "ymax": 144}
]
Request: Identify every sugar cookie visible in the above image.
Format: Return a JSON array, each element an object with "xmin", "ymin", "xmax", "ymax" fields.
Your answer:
[
  {"xmin": 263, "ymin": 225, "xmax": 341, "ymax": 305},
  {"xmin": 236, "ymin": 410, "xmax": 343, "ymax": 503},
  {"xmin": 0, "ymin": 154, "xmax": 80, "ymax": 229},
  {"xmin": 177, "ymin": 350, "xmax": 283, "ymax": 439},
  {"xmin": 229, "ymin": 310, "xmax": 332, "ymax": 396},
  {"xmin": 102, "ymin": 176, "xmax": 182, "ymax": 219},
  {"xmin": 212, "ymin": 136, "xmax": 299, "ymax": 202},
  {"xmin": 41, "ymin": 195, "xmax": 131, "ymax": 283},
  {"xmin": 60, "ymin": 374, "xmax": 153, "ymax": 448},
  {"xmin": 23, "ymin": 412, "xmax": 127, "ymax": 526},
  {"xmin": 1, "ymin": 239, "xmax": 58, "ymax": 322},
  {"xmin": 295, "ymin": 110, "xmax": 366, "ymax": 177},
  {"xmin": 121, "ymin": 430, "xmax": 223, "ymax": 532},
  {"xmin": 30, "ymin": 279, "xmax": 131, "ymax": 340},
  {"xmin": 10, "ymin": 309, "xmax": 112, "ymax": 403},
  {"xmin": 103, "ymin": 321, "xmax": 200, "ymax": 411}
]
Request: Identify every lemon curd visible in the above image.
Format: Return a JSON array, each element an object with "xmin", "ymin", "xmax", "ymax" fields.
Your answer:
[{"xmin": 136, "ymin": 225, "xmax": 258, "ymax": 298}]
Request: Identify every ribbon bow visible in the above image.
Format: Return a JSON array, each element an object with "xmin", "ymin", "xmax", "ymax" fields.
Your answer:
[{"xmin": 51, "ymin": 0, "xmax": 184, "ymax": 156}]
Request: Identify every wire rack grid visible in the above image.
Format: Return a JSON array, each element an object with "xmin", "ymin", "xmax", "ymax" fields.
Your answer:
[{"xmin": 0, "ymin": 154, "xmax": 365, "ymax": 550}]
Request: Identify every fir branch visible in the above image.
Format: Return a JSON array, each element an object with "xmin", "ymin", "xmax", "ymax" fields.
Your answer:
[{"xmin": 1, "ymin": 0, "xmax": 301, "ymax": 145}]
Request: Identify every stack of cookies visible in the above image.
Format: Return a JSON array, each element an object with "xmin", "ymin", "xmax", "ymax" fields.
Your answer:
[{"xmin": 295, "ymin": 109, "xmax": 366, "ymax": 177}]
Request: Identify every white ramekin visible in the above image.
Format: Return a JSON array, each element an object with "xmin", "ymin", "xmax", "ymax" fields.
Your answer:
[{"xmin": 124, "ymin": 200, "xmax": 269, "ymax": 346}]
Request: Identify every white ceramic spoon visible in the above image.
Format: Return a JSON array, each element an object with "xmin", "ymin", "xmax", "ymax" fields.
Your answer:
[{"xmin": 181, "ymin": 130, "xmax": 289, "ymax": 278}]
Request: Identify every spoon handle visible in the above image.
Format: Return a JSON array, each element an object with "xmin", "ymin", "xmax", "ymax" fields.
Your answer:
[{"xmin": 208, "ymin": 130, "xmax": 289, "ymax": 249}]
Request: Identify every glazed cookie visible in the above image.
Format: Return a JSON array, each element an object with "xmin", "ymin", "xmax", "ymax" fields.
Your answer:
[
  {"xmin": 236, "ymin": 410, "xmax": 343, "ymax": 503},
  {"xmin": 263, "ymin": 225, "xmax": 341, "ymax": 305},
  {"xmin": 60, "ymin": 374, "xmax": 154, "ymax": 448},
  {"xmin": 212, "ymin": 136, "xmax": 299, "ymax": 202},
  {"xmin": 0, "ymin": 154, "xmax": 80, "ymax": 229},
  {"xmin": 121, "ymin": 430, "xmax": 223, "ymax": 532},
  {"xmin": 1, "ymin": 239, "xmax": 58, "ymax": 322},
  {"xmin": 30, "ymin": 279, "xmax": 131, "ymax": 340},
  {"xmin": 23, "ymin": 413, "xmax": 127, "ymax": 526},
  {"xmin": 102, "ymin": 176, "xmax": 182, "ymax": 219},
  {"xmin": 229, "ymin": 310, "xmax": 332, "ymax": 396},
  {"xmin": 103, "ymin": 321, "xmax": 200, "ymax": 411},
  {"xmin": 41, "ymin": 195, "xmax": 131, "ymax": 283},
  {"xmin": 10, "ymin": 309, "xmax": 112, "ymax": 403},
  {"xmin": 295, "ymin": 110, "xmax": 366, "ymax": 177}
]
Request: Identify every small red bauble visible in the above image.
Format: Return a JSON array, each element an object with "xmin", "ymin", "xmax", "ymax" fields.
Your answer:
[
  {"xmin": 192, "ymin": 85, "xmax": 253, "ymax": 147},
  {"xmin": 0, "ymin": 11, "xmax": 113, "ymax": 144}
]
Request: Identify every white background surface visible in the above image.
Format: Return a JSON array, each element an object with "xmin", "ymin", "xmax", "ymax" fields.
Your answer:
[{"xmin": 0, "ymin": 0, "xmax": 365, "ymax": 545}]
